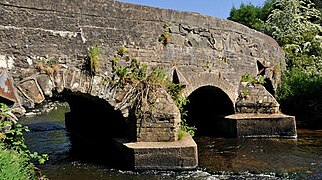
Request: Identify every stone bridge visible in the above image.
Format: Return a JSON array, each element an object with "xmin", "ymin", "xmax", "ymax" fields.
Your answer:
[{"xmin": 0, "ymin": 0, "xmax": 296, "ymax": 170}]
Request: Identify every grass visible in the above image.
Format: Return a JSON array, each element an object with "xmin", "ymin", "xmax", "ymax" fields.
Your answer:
[
  {"xmin": 87, "ymin": 44, "xmax": 100, "ymax": 75},
  {"xmin": 159, "ymin": 32, "xmax": 171, "ymax": 45},
  {"xmin": 0, "ymin": 143, "xmax": 36, "ymax": 180}
]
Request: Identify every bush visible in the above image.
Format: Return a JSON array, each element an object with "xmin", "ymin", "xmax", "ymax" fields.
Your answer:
[{"xmin": 277, "ymin": 68, "xmax": 322, "ymax": 102}]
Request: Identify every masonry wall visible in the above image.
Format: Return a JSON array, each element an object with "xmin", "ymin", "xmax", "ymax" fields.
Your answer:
[{"xmin": 0, "ymin": 0, "xmax": 285, "ymax": 104}]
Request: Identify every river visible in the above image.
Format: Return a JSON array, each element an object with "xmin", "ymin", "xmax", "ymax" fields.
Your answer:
[{"xmin": 20, "ymin": 105, "xmax": 322, "ymax": 179}]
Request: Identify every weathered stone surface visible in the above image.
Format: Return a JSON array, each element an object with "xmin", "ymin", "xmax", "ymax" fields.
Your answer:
[
  {"xmin": 225, "ymin": 114, "xmax": 297, "ymax": 138},
  {"xmin": 113, "ymin": 133, "xmax": 198, "ymax": 170},
  {"xmin": 236, "ymin": 83, "xmax": 279, "ymax": 114},
  {"xmin": 17, "ymin": 79, "xmax": 44, "ymax": 104},
  {"xmin": 0, "ymin": 0, "xmax": 285, "ymax": 102},
  {"xmin": 36, "ymin": 74, "xmax": 54, "ymax": 97},
  {"xmin": 132, "ymin": 87, "xmax": 181, "ymax": 142}
]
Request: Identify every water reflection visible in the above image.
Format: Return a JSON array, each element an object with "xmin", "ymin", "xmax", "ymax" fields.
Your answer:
[{"xmin": 21, "ymin": 105, "xmax": 322, "ymax": 179}]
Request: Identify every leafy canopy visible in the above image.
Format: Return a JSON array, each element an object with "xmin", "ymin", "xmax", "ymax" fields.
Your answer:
[{"xmin": 228, "ymin": 0, "xmax": 276, "ymax": 30}]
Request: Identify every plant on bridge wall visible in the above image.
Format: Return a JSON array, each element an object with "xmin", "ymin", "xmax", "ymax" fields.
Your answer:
[
  {"xmin": 241, "ymin": 73, "xmax": 265, "ymax": 85},
  {"xmin": 36, "ymin": 58, "xmax": 59, "ymax": 77},
  {"xmin": 159, "ymin": 32, "xmax": 172, "ymax": 45},
  {"xmin": 117, "ymin": 46, "xmax": 129, "ymax": 57},
  {"xmin": 109, "ymin": 48, "xmax": 196, "ymax": 138},
  {"xmin": 87, "ymin": 43, "xmax": 100, "ymax": 76}
]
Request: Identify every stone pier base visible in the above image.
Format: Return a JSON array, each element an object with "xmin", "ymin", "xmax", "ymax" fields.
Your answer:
[
  {"xmin": 113, "ymin": 134, "xmax": 198, "ymax": 170},
  {"xmin": 225, "ymin": 113, "xmax": 297, "ymax": 138}
]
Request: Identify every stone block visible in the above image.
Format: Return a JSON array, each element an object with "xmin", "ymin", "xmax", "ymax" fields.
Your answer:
[
  {"xmin": 17, "ymin": 79, "xmax": 44, "ymax": 104},
  {"xmin": 113, "ymin": 134, "xmax": 198, "ymax": 170},
  {"xmin": 225, "ymin": 113, "xmax": 297, "ymax": 138},
  {"xmin": 36, "ymin": 74, "xmax": 54, "ymax": 97}
]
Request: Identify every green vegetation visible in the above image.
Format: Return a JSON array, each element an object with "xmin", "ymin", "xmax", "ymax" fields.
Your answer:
[
  {"xmin": 228, "ymin": 0, "xmax": 276, "ymax": 31},
  {"xmin": 87, "ymin": 43, "xmax": 100, "ymax": 75},
  {"xmin": 117, "ymin": 46, "xmax": 129, "ymax": 57},
  {"xmin": 0, "ymin": 145, "xmax": 36, "ymax": 180},
  {"xmin": 241, "ymin": 73, "xmax": 265, "ymax": 85},
  {"xmin": 110, "ymin": 48, "xmax": 195, "ymax": 137},
  {"xmin": 159, "ymin": 32, "xmax": 172, "ymax": 45},
  {"xmin": 36, "ymin": 59, "xmax": 59, "ymax": 77},
  {"xmin": 0, "ymin": 103, "xmax": 48, "ymax": 179},
  {"xmin": 230, "ymin": 0, "xmax": 322, "ymax": 127}
]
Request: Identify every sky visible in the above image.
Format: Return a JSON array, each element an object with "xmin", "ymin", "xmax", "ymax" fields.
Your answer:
[{"xmin": 117, "ymin": 0, "xmax": 267, "ymax": 19}]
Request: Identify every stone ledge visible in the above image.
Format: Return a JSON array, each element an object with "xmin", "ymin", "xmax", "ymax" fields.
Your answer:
[
  {"xmin": 225, "ymin": 113, "xmax": 297, "ymax": 138},
  {"xmin": 113, "ymin": 134, "xmax": 198, "ymax": 170}
]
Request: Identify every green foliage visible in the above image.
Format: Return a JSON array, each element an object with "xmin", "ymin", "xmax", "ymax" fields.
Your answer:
[
  {"xmin": 0, "ymin": 103, "xmax": 48, "ymax": 179},
  {"xmin": 312, "ymin": 0, "xmax": 322, "ymax": 16},
  {"xmin": 130, "ymin": 58, "xmax": 147, "ymax": 81},
  {"xmin": 166, "ymin": 84, "xmax": 197, "ymax": 138},
  {"xmin": 0, "ymin": 103, "xmax": 48, "ymax": 165},
  {"xmin": 0, "ymin": 144, "xmax": 37, "ymax": 180},
  {"xmin": 276, "ymin": 68, "xmax": 322, "ymax": 101},
  {"xmin": 228, "ymin": 0, "xmax": 276, "ymax": 30},
  {"xmin": 264, "ymin": 0, "xmax": 322, "ymax": 47},
  {"xmin": 159, "ymin": 32, "xmax": 171, "ymax": 45},
  {"xmin": 178, "ymin": 130, "xmax": 185, "ymax": 140},
  {"xmin": 229, "ymin": 3, "xmax": 262, "ymax": 29},
  {"xmin": 264, "ymin": 0, "xmax": 322, "ymax": 100},
  {"xmin": 241, "ymin": 73, "xmax": 265, "ymax": 85},
  {"xmin": 87, "ymin": 43, "xmax": 100, "ymax": 75},
  {"xmin": 110, "ymin": 47, "xmax": 196, "ymax": 137},
  {"xmin": 117, "ymin": 46, "xmax": 129, "ymax": 57}
]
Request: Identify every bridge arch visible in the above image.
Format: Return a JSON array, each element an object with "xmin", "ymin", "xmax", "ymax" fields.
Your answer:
[
  {"xmin": 183, "ymin": 73, "xmax": 238, "ymax": 106},
  {"xmin": 183, "ymin": 85, "xmax": 235, "ymax": 137},
  {"xmin": 181, "ymin": 72, "xmax": 238, "ymax": 137}
]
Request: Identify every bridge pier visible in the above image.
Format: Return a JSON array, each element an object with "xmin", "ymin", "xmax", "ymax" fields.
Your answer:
[
  {"xmin": 113, "ymin": 134, "xmax": 198, "ymax": 170},
  {"xmin": 225, "ymin": 114, "xmax": 297, "ymax": 138}
]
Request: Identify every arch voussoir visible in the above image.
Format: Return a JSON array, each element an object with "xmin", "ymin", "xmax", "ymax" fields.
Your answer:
[{"xmin": 183, "ymin": 72, "xmax": 238, "ymax": 105}]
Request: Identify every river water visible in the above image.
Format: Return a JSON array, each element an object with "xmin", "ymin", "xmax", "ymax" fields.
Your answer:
[{"xmin": 21, "ymin": 105, "xmax": 322, "ymax": 179}]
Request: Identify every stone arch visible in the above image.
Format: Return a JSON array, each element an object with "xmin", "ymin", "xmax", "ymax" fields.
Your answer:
[
  {"xmin": 12, "ymin": 70, "xmax": 132, "ymax": 165},
  {"xmin": 15, "ymin": 70, "xmax": 132, "ymax": 138},
  {"xmin": 183, "ymin": 85, "xmax": 235, "ymax": 137},
  {"xmin": 183, "ymin": 73, "xmax": 238, "ymax": 106}
]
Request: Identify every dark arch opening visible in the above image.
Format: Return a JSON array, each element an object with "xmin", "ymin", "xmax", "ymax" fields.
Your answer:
[
  {"xmin": 63, "ymin": 90, "xmax": 129, "ymax": 168},
  {"xmin": 184, "ymin": 86, "xmax": 235, "ymax": 137},
  {"xmin": 256, "ymin": 60, "xmax": 275, "ymax": 95},
  {"xmin": 257, "ymin": 60, "xmax": 266, "ymax": 76},
  {"xmin": 263, "ymin": 78, "xmax": 275, "ymax": 95},
  {"xmin": 173, "ymin": 69, "xmax": 180, "ymax": 84}
]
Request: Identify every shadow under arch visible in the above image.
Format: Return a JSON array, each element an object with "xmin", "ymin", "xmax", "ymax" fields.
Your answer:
[
  {"xmin": 184, "ymin": 86, "xmax": 235, "ymax": 137},
  {"xmin": 62, "ymin": 90, "xmax": 129, "ymax": 168}
]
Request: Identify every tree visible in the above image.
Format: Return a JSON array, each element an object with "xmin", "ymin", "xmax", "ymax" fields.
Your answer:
[
  {"xmin": 229, "ymin": 0, "xmax": 322, "ymax": 128},
  {"xmin": 228, "ymin": 3, "xmax": 261, "ymax": 29},
  {"xmin": 312, "ymin": 0, "xmax": 322, "ymax": 11},
  {"xmin": 228, "ymin": 0, "xmax": 276, "ymax": 31},
  {"xmin": 264, "ymin": 0, "xmax": 322, "ymax": 70}
]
